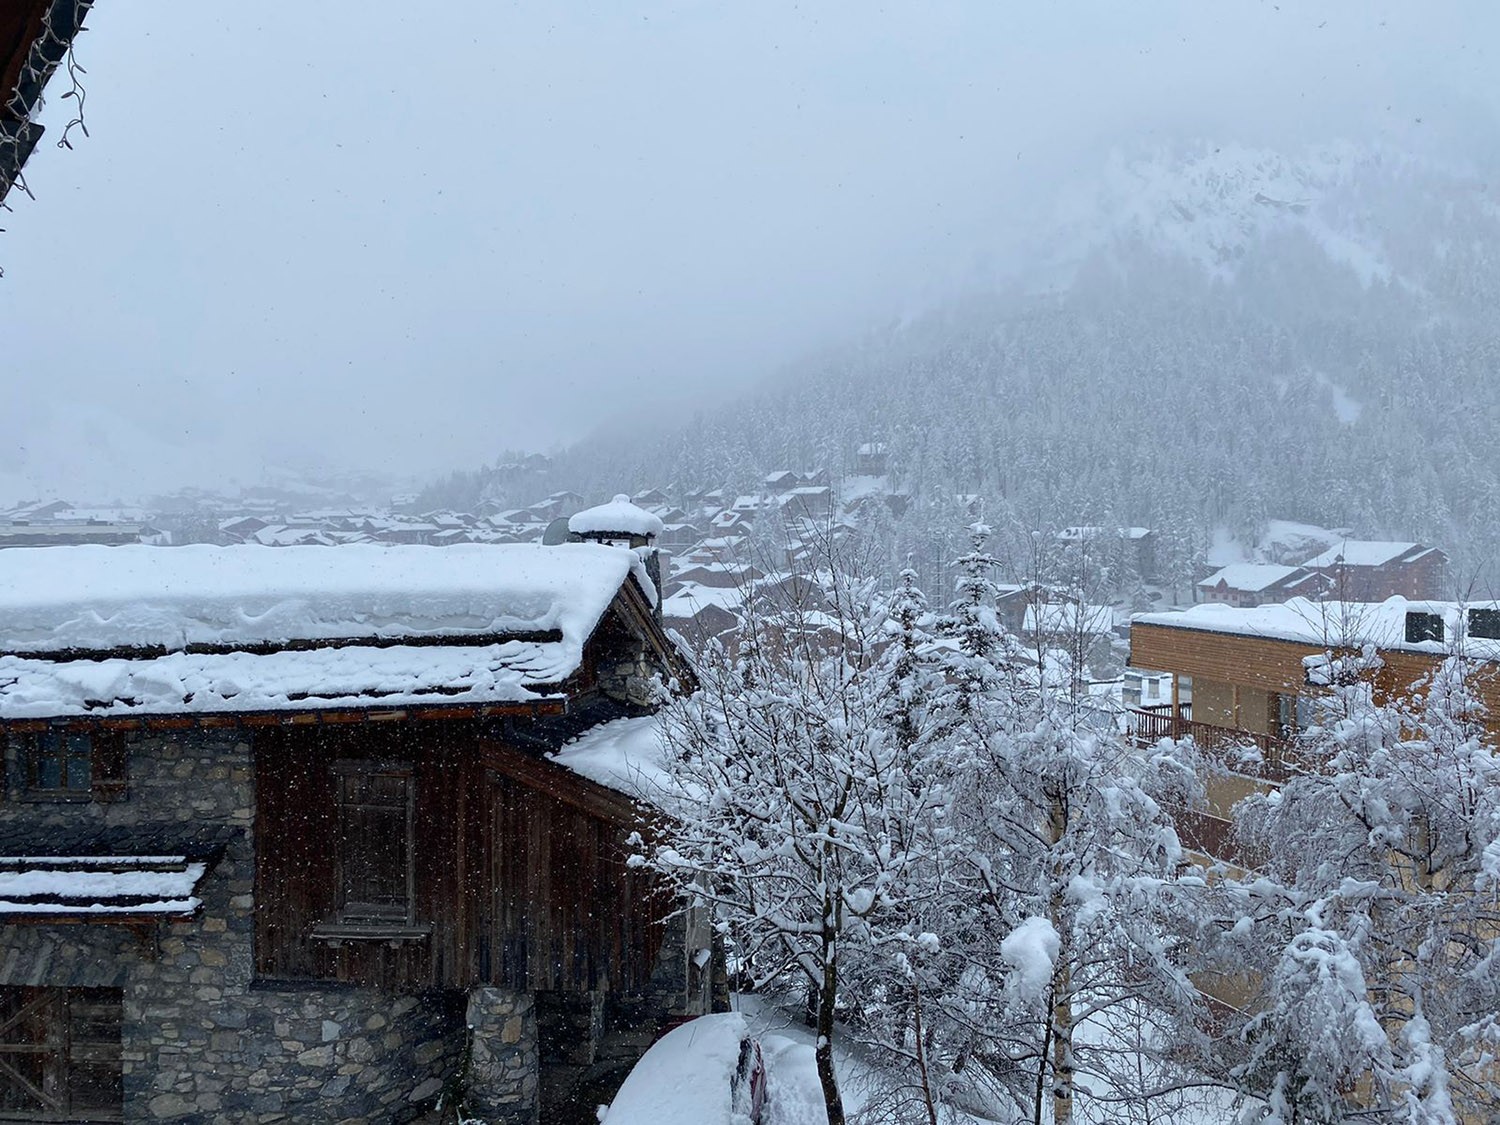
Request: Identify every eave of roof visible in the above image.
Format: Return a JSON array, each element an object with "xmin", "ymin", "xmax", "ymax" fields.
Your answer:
[
  {"xmin": 1, "ymin": 0, "xmax": 96, "ymax": 206},
  {"xmin": 0, "ymin": 695, "xmax": 566, "ymax": 734}
]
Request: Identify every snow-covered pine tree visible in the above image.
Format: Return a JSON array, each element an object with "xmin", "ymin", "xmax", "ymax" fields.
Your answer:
[{"xmin": 929, "ymin": 526, "xmax": 1211, "ymax": 1125}]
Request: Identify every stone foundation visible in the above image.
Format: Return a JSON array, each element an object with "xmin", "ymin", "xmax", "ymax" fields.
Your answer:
[{"xmin": 465, "ymin": 988, "xmax": 540, "ymax": 1124}]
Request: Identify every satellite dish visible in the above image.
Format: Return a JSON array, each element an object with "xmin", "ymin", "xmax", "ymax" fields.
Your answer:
[{"xmin": 541, "ymin": 517, "xmax": 572, "ymax": 545}]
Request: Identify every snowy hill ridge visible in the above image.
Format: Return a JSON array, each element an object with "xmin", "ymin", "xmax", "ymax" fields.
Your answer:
[
  {"xmin": 1043, "ymin": 140, "xmax": 1498, "ymax": 298},
  {"xmin": 422, "ymin": 136, "xmax": 1500, "ymax": 589}
]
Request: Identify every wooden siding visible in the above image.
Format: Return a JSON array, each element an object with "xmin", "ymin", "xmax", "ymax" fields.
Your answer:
[
  {"xmin": 253, "ymin": 721, "xmax": 666, "ymax": 993},
  {"xmin": 1130, "ymin": 621, "xmax": 1500, "ymax": 724},
  {"xmin": 482, "ymin": 771, "xmax": 665, "ymax": 993}
]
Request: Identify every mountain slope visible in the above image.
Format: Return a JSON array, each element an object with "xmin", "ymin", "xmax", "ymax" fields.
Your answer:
[{"xmin": 432, "ymin": 141, "xmax": 1500, "ymax": 590}]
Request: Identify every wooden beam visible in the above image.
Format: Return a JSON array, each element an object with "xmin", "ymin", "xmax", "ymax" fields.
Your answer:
[
  {"xmin": 6, "ymin": 627, "xmax": 566, "ymax": 664},
  {"xmin": 0, "ymin": 698, "xmax": 566, "ymax": 734},
  {"xmin": 479, "ymin": 739, "xmax": 649, "ymax": 827}
]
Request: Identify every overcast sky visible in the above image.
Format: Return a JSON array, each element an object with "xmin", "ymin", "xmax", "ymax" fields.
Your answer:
[{"xmin": 1, "ymin": 1, "xmax": 1495, "ymax": 502}]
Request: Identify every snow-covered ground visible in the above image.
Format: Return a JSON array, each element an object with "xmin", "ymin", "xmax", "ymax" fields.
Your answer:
[{"xmin": 733, "ymin": 994, "xmax": 1255, "ymax": 1125}]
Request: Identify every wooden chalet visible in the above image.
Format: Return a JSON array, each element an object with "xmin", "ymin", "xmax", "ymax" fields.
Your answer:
[
  {"xmin": 1194, "ymin": 563, "xmax": 1326, "ymax": 608},
  {"xmin": 1300, "ymin": 539, "xmax": 1448, "ymax": 601},
  {"xmin": 0, "ymin": 540, "xmax": 710, "ymax": 1123},
  {"xmin": 2, "ymin": 0, "xmax": 95, "ymax": 206},
  {"xmin": 1127, "ymin": 597, "xmax": 1500, "ymax": 865}
]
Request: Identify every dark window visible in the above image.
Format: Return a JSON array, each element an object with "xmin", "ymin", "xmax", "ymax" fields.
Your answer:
[
  {"xmin": 22, "ymin": 732, "xmax": 91, "ymax": 797},
  {"xmin": 1469, "ymin": 608, "xmax": 1500, "ymax": 640},
  {"xmin": 334, "ymin": 766, "xmax": 415, "ymax": 925},
  {"xmin": 1405, "ymin": 612, "xmax": 1444, "ymax": 644},
  {"xmin": 14, "ymin": 731, "xmax": 127, "ymax": 803},
  {"xmin": 0, "ymin": 986, "xmax": 122, "ymax": 1122}
]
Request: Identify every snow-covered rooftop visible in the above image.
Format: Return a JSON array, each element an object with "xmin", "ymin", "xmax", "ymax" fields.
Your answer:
[
  {"xmin": 0, "ymin": 543, "xmax": 658, "ymax": 720},
  {"xmin": 0, "ymin": 542, "xmax": 654, "ymax": 655},
  {"xmin": 1301, "ymin": 540, "xmax": 1421, "ymax": 568},
  {"xmin": 568, "ymin": 495, "xmax": 665, "ymax": 539},
  {"xmin": 0, "ymin": 856, "xmax": 209, "ymax": 916},
  {"xmin": 549, "ymin": 715, "xmax": 672, "ymax": 802},
  {"xmin": 1024, "ymin": 603, "xmax": 1116, "ymax": 637},
  {"xmin": 1196, "ymin": 563, "xmax": 1302, "ymax": 591},
  {"xmin": 1133, "ymin": 596, "xmax": 1500, "ymax": 659}
]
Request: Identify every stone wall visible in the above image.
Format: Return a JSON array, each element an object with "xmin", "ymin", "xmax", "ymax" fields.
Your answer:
[
  {"xmin": 597, "ymin": 637, "xmax": 662, "ymax": 708},
  {"xmin": 0, "ymin": 731, "xmax": 467, "ymax": 1123},
  {"xmin": 1, "ymin": 726, "xmax": 709, "ymax": 1124}
]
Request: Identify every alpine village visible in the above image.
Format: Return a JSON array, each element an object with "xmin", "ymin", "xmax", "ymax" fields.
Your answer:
[{"xmin": 3, "ymin": 4, "xmax": 1500, "ymax": 1125}]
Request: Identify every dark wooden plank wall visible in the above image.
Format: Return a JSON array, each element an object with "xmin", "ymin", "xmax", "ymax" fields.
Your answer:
[
  {"xmin": 483, "ymin": 773, "xmax": 665, "ymax": 993},
  {"xmin": 254, "ymin": 725, "xmax": 435, "ymax": 989},
  {"xmin": 254, "ymin": 720, "xmax": 667, "ymax": 993}
]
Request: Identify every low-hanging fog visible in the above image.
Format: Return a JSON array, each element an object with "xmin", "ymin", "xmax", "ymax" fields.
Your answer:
[{"xmin": 1, "ymin": 0, "xmax": 1496, "ymax": 502}]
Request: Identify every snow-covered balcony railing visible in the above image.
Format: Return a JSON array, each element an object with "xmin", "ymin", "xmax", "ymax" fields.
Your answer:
[{"xmin": 1127, "ymin": 708, "xmax": 1297, "ymax": 782}]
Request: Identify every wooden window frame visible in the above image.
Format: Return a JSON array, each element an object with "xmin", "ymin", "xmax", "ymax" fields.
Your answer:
[
  {"xmin": 12, "ymin": 730, "xmax": 126, "ymax": 804},
  {"xmin": 328, "ymin": 761, "xmax": 418, "ymax": 934},
  {"xmin": 0, "ymin": 986, "xmax": 122, "ymax": 1123}
]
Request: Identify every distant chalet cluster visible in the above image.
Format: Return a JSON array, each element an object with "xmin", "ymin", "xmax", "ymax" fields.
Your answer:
[{"xmin": 1196, "ymin": 540, "xmax": 1448, "ymax": 607}]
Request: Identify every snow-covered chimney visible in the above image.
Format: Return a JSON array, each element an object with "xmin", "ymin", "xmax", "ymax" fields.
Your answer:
[{"xmin": 566, "ymin": 494, "xmax": 667, "ymax": 615}]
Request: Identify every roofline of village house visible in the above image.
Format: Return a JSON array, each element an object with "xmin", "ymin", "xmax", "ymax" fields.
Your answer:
[{"xmin": 0, "ymin": 696, "xmax": 568, "ymax": 734}]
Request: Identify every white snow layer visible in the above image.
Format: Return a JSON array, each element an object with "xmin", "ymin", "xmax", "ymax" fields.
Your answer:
[
  {"xmin": 1134, "ymin": 596, "xmax": 1500, "ymax": 659},
  {"xmin": 568, "ymin": 495, "xmax": 665, "ymax": 538},
  {"xmin": 0, "ymin": 642, "xmax": 561, "ymax": 719},
  {"xmin": 0, "ymin": 543, "xmax": 658, "ymax": 719},
  {"xmin": 550, "ymin": 716, "xmax": 673, "ymax": 801},
  {"xmin": 0, "ymin": 859, "xmax": 208, "ymax": 915},
  {"xmin": 0, "ymin": 542, "xmax": 655, "ymax": 654},
  {"xmin": 1001, "ymin": 916, "xmax": 1061, "ymax": 1005}
]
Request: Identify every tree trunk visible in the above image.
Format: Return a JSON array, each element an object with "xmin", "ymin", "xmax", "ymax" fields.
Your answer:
[
  {"xmin": 1052, "ymin": 960, "xmax": 1074, "ymax": 1125},
  {"xmin": 911, "ymin": 979, "xmax": 939, "ymax": 1125},
  {"xmin": 1049, "ymin": 795, "xmax": 1074, "ymax": 1125},
  {"xmin": 816, "ymin": 929, "xmax": 846, "ymax": 1125}
]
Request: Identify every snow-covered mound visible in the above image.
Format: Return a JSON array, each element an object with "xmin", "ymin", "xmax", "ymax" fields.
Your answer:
[
  {"xmin": 569, "ymin": 494, "xmax": 665, "ymax": 539},
  {"xmin": 601, "ymin": 1012, "xmax": 758, "ymax": 1125}
]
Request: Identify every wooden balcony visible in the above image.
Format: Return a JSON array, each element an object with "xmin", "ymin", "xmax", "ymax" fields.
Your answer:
[{"xmin": 1128, "ymin": 706, "xmax": 1298, "ymax": 783}]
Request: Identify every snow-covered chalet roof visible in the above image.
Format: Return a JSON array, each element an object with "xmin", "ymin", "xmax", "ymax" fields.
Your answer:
[
  {"xmin": 1133, "ymin": 597, "xmax": 1500, "ymax": 660},
  {"xmin": 0, "ymin": 543, "xmax": 657, "ymax": 721},
  {"xmin": 568, "ymin": 495, "xmax": 665, "ymax": 539},
  {"xmin": 1196, "ymin": 563, "xmax": 1302, "ymax": 591},
  {"xmin": 1300, "ymin": 540, "xmax": 1423, "ymax": 568}
]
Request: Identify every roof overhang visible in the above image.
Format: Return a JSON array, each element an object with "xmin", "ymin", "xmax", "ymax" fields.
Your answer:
[{"xmin": 2, "ymin": 0, "xmax": 97, "ymax": 206}]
